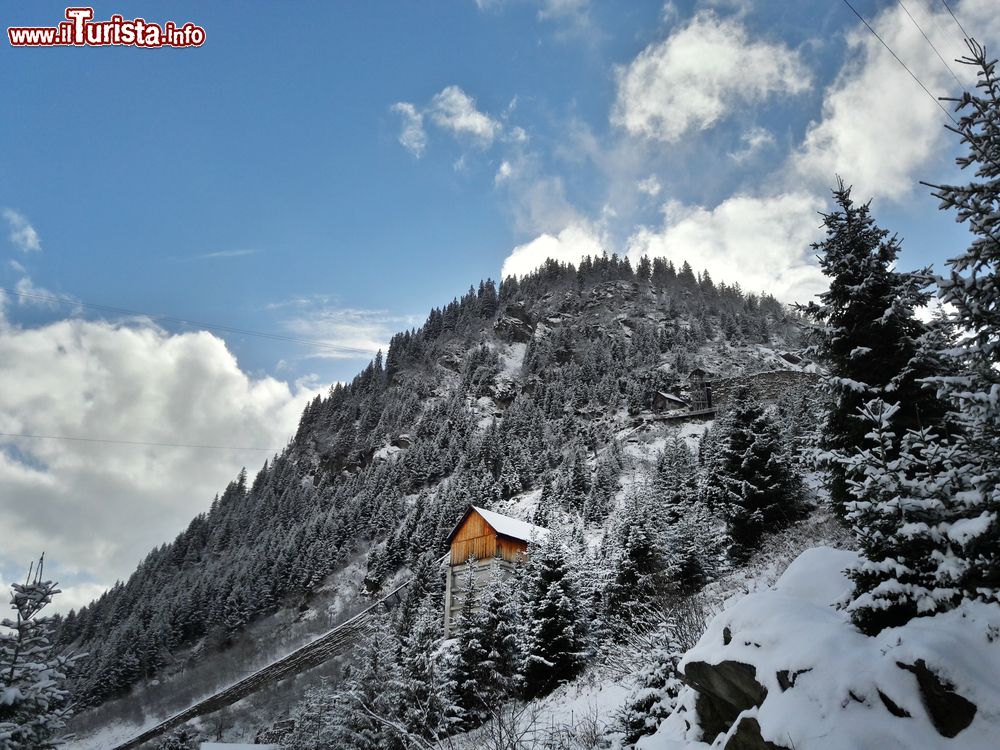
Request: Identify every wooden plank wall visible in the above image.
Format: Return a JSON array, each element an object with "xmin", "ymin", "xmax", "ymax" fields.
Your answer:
[
  {"xmin": 449, "ymin": 511, "xmax": 530, "ymax": 564},
  {"xmin": 450, "ymin": 511, "xmax": 497, "ymax": 564},
  {"xmin": 497, "ymin": 536, "xmax": 528, "ymax": 563}
]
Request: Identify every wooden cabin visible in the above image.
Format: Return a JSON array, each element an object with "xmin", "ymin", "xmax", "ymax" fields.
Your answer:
[
  {"xmin": 443, "ymin": 506, "xmax": 547, "ymax": 637},
  {"xmin": 652, "ymin": 390, "xmax": 688, "ymax": 413}
]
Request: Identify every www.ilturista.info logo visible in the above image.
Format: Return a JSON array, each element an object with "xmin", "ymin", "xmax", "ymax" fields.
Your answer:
[{"xmin": 8, "ymin": 7, "xmax": 205, "ymax": 48}]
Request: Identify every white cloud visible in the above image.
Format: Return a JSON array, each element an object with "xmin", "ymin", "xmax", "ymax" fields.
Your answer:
[
  {"xmin": 392, "ymin": 86, "xmax": 507, "ymax": 156},
  {"xmin": 514, "ymin": 175, "xmax": 584, "ymax": 235},
  {"xmin": 495, "ymin": 160, "xmax": 515, "ymax": 184},
  {"xmin": 391, "ymin": 101, "xmax": 428, "ymax": 157},
  {"xmin": 496, "ymin": 191, "xmax": 830, "ymax": 306},
  {"xmin": 2, "ymin": 209, "xmax": 42, "ymax": 252},
  {"xmin": 626, "ymin": 192, "xmax": 827, "ymax": 302},
  {"xmin": 728, "ymin": 125, "xmax": 776, "ymax": 162},
  {"xmin": 506, "ymin": 126, "xmax": 528, "ymax": 144},
  {"xmin": 13, "ymin": 276, "xmax": 69, "ymax": 310},
  {"xmin": 612, "ymin": 11, "xmax": 809, "ymax": 143},
  {"xmin": 0, "ymin": 313, "xmax": 323, "ymax": 611},
  {"xmin": 192, "ymin": 248, "xmax": 260, "ymax": 260},
  {"xmin": 537, "ymin": 0, "xmax": 589, "ymax": 20},
  {"xmin": 500, "ymin": 222, "xmax": 605, "ymax": 279},
  {"xmin": 791, "ymin": 0, "xmax": 1000, "ymax": 201},
  {"xmin": 637, "ymin": 175, "xmax": 662, "ymax": 197},
  {"xmin": 429, "ymin": 85, "xmax": 502, "ymax": 147},
  {"xmin": 475, "ymin": 0, "xmax": 591, "ymax": 27},
  {"xmin": 275, "ymin": 298, "xmax": 418, "ymax": 360}
]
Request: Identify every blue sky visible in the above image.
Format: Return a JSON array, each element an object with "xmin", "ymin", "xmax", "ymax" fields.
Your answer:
[{"xmin": 1, "ymin": 0, "xmax": 997, "ymax": 610}]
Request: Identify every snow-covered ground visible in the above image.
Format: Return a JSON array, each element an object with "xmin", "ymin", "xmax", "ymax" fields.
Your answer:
[{"xmin": 643, "ymin": 547, "xmax": 1000, "ymax": 749}]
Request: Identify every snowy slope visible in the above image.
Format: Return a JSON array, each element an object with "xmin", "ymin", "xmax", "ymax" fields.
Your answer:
[{"xmin": 643, "ymin": 547, "xmax": 1000, "ymax": 749}]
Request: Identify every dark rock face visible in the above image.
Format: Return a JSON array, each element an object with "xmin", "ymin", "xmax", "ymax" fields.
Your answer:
[
  {"xmin": 724, "ymin": 716, "xmax": 789, "ymax": 750},
  {"xmin": 684, "ymin": 660, "xmax": 768, "ymax": 742},
  {"xmin": 877, "ymin": 690, "xmax": 911, "ymax": 718},
  {"xmin": 776, "ymin": 668, "xmax": 811, "ymax": 692},
  {"xmin": 504, "ymin": 301, "xmax": 533, "ymax": 324},
  {"xmin": 438, "ymin": 352, "xmax": 463, "ymax": 371},
  {"xmin": 897, "ymin": 660, "xmax": 977, "ymax": 738},
  {"xmin": 494, "ymin": 310, "xmax": 534, "ymax": 342}
]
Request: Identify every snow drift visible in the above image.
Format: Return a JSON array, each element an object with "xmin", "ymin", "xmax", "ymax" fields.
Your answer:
[{"xmin": 642, "ymin": 546, "xmax": 1000, "ymax": 749}]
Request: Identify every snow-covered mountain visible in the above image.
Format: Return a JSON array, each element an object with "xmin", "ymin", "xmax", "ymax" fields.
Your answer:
[{"xmin": 57, "ymin": 255, "xmax": 821, "ymax": 746}]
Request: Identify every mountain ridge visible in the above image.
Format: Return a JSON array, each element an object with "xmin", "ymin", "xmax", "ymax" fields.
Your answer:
[{"xmin": 56, "ymin": 253, "xmax": 812, "ymax": 731}]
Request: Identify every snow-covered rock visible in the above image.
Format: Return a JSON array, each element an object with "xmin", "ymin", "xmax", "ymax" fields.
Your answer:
[{"xmin": 641, "ymin": 546, "xmax": 1000, "ymax": 749}]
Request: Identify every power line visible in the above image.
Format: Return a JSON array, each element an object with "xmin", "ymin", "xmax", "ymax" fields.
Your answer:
[
  {"xmin": 939, "ymin": 0, "xmax": 971, "ymax": 40},
  {"xmin": 0, "ymin": 287, "xmax": 378, "ymax": 357},
  {"xmin": 895, "ymin": 0, "xmax": 964, "ymax": 88},
  {"xmin": 0, "ymin": 431, "xmax": 281, "ymax": 452},
  {"xmin": 840, "ymin": 0, "xmax": 958, "ymax": 125}
]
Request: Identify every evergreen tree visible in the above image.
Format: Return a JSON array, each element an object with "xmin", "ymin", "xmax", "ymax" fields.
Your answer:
[
  {"xmin": 521, "ymin": 534, "xmax": 587, "ymax": 698},
  {"xmin": 334, "ymin": 621, "xmax": 400, "ymax": 750},
  {"xmin": 0, "ymin": 558, "xmax": 76, "ymax": 750},
  {"xmin": 396, "ymin": 602, "xmax": 460, "ymax": 742},
  {"xmin": 840, "ymin": 401, "xmax": 968, "ymax": 633},
  {"xmin": 156, "ymin": 727, "xmax": 201, "ymax": 750},
  {"xmin": 451, "ymin": 561, "xmax": 484, "ymax": 723},
  {"xmin": 470, "ymin": 565, "xmax": 523, "ymax": 705},
  {"xmin": 618, "ymin": 622, "xmax": 684, "ymax": 745},
  {"xmin": 283, "ymin": 683, "xmax": 341, "ymax": 750},
  {"xmin": 804, "ymin": 180, "xmax": 942, "ymax": 513},
  {"xmin": 652, "ymin": 435, "xmax": 697, "ymax": 525},
  {"xmin": 927, "ymin": 41, "xmax": 1000, "ymax": 603},
  {"xmin": 664, "ymin": 497, "xmax": 723, "ymax": 595},
  {"xmin": 604, "ymin": 494, "xmax": 671, "ymax": 631},
  {"xmin": 845, "ymin": 43, "xmax": 1000, "ymax": 632},
  {"xmin": 707, "ymin": 385, "xmax": 804, "ymax": 562}
]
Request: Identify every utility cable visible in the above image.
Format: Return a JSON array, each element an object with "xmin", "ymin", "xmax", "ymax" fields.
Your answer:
[
  {"xmin": 0, "ymin": 287, "xmax": 377, "ymax": 356},
  {"xmin": 841, "ymin": 0, "xmax": 958, "ymax": 125},
  {"xmin": 0, "ymin": 430, "xmax": 281, "ymax": 452},
  {"xmin": 939, "ymin": 0, "xmax": 971, "ymax": 40},
  {"xmin": 895, "ymin": 0, "xmax": 964, "ymax": 88}
]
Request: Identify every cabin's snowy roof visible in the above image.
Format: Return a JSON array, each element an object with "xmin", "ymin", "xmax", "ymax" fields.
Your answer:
[
  {"xmin": 468, "ymin": 505, "xmax": 549, "ymax": 543},
  {"xmin": 656, "ymin": 391, "xmax": 687, "ymax": 404}
]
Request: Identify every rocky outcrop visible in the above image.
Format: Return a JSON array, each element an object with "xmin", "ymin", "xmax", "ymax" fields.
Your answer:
[
  {"xmin": 897, "ymin": 659, "xmax": 977, "ymax": 738},
  {"xmin": 494, "ymin": 302, "xmax": 534, "ymax": 342},
  {"xmin": 683, "ymin": 660, "xmax": 768, "ymax": 741},
  {"xmin": 648, "ymin": 549, "xmax": 998, "ymax": 749},
  {"xmin": 725, "ymin": 716, "xmax": 789, "ymax": 750}
]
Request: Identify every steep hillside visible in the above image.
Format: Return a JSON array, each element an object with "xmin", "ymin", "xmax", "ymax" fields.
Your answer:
[{"xmin": 57, "ymin": 254, "xmax": 818, "ymax": 742}]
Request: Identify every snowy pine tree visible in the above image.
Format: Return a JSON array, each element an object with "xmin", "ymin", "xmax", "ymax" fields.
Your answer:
[
  {"xmin": 452, "ymin": 560, "xmax": 485, "ymax": 723},
  {"xmin": 927, "ymin": 40, "xmax": 1000, "ymax": 604},
  {"xmin": 845, "ymin": 43, "xmax": 1000, "ymax": 633},
  {"xmin": 605, "ymin": 493, "xmax": 671, "ymax": 631},
  {"xmin": 469, "ymin": 565, "xmax": 523, "ymax": 704},
  {"xmin": 395, "ymin": 602, "xmax": 460, "ymax": 742},
  {"xmin": 804, "ymin": 180, "xmax": 942, "ymax": 514},
  {"xmin": 841, "ymin": 400, "xmax": 969, "ymax": 633},
  {"xmin": 706, "ymin": 385, "xmax": 804, "ymax": 562},
  {"xmin": 521, "ymin": 534, "xmax": 587, "ymax": 699},
  {"xmin": 284, "ymin": 683, "xmax": 339, "ymax": 750},
  {"xmin": 332, "ymin": 621, "xmax": 401, "ymax": 750},
  {"xmin": 0, "ymin": 558, "xmax": 76, "ymax": 750},
  {"xmin": 155, "ymin": 727, "xmax": 201, "ymax": 750},
  {"xmin": 618, "ymin": 621, "xmax": 685, "ymax": 746}
]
